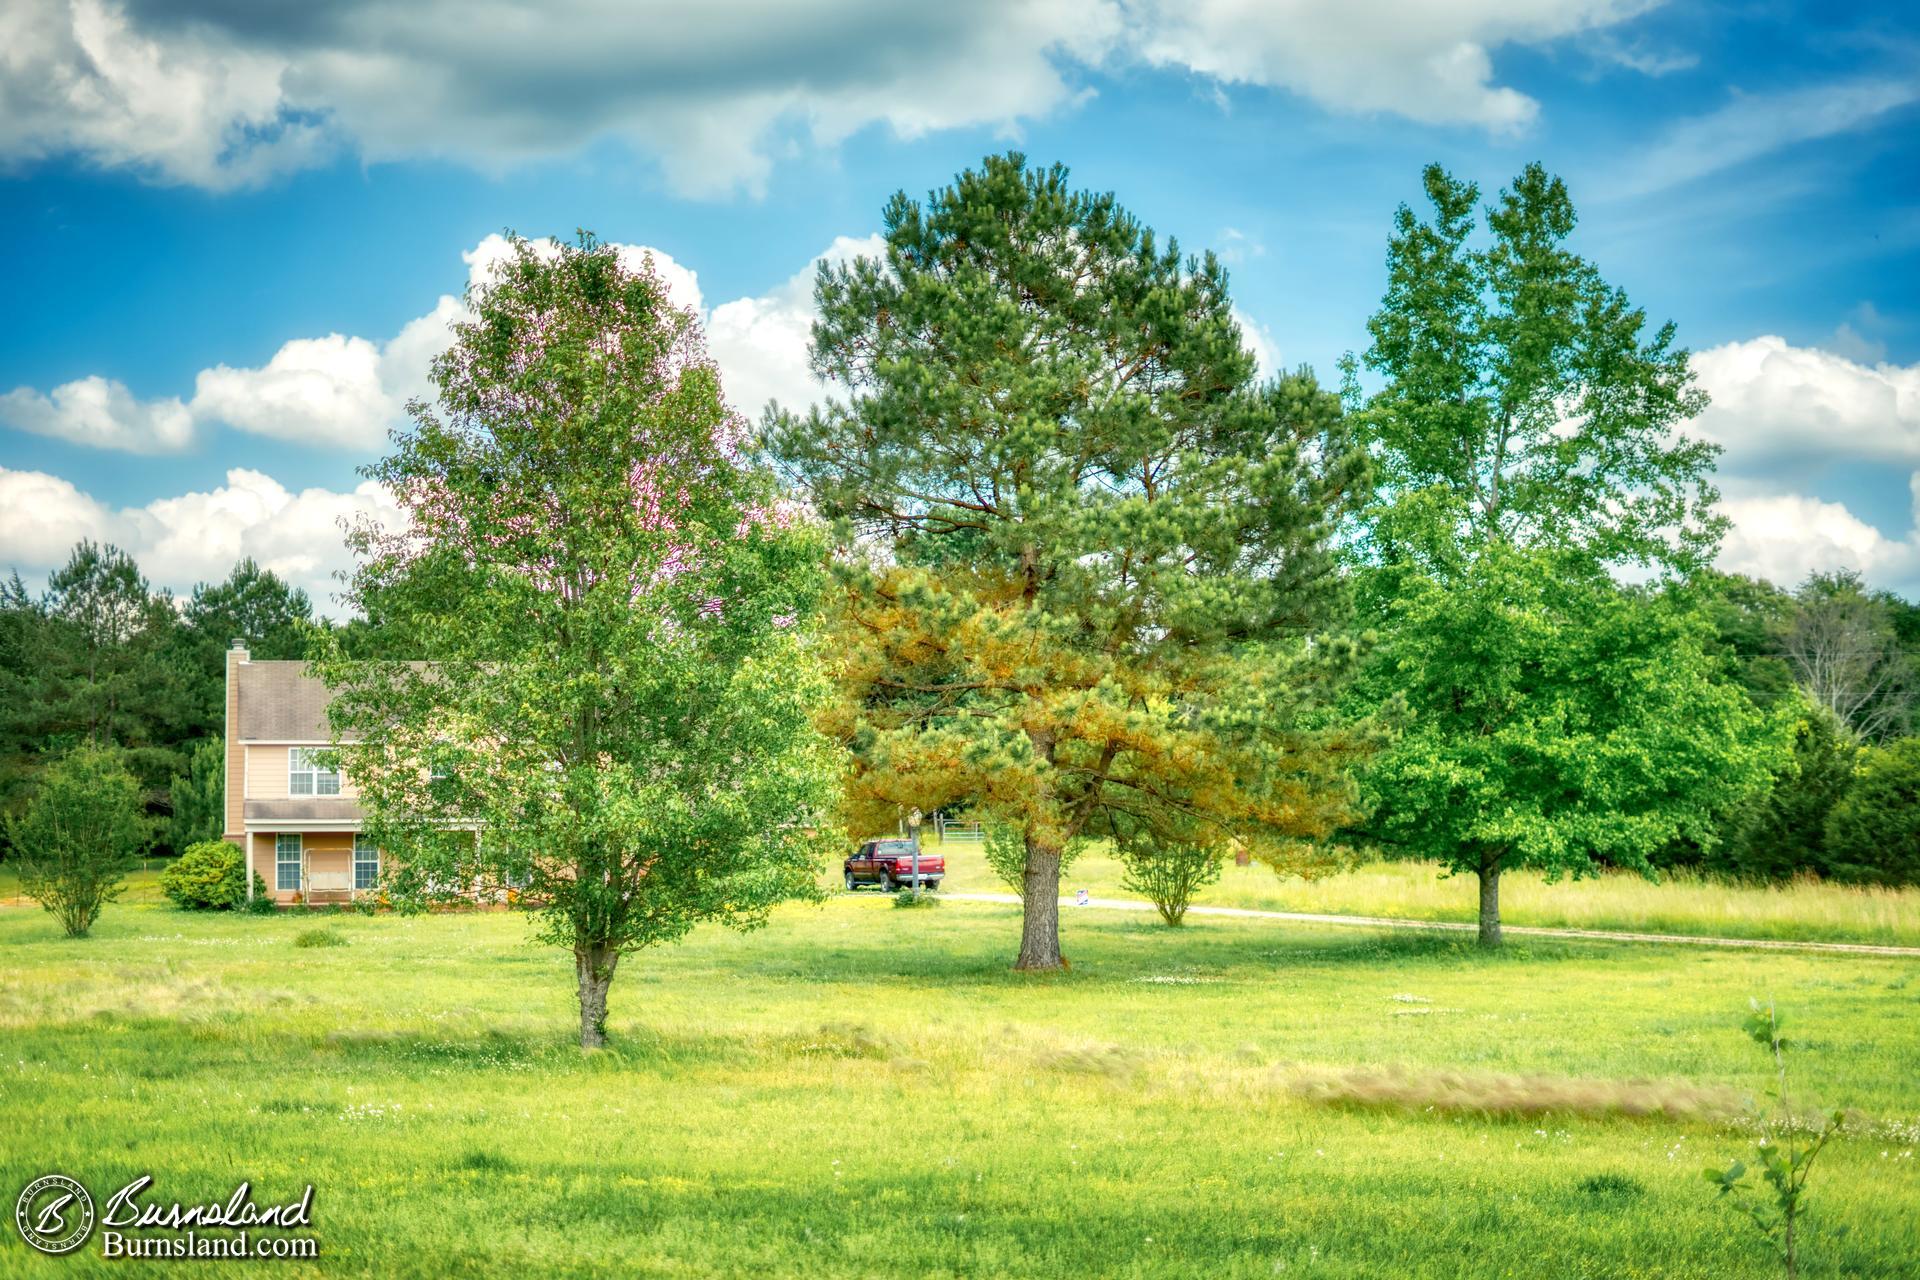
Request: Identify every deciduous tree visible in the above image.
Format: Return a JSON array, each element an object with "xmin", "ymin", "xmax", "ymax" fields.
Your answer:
[
  {"xmin": 5, "ymin": 743, "xmax": 147, "ymax": 936},
  {"xmin": 317, "ymin": 235, "xmax": 837, "ymax": 1048}
]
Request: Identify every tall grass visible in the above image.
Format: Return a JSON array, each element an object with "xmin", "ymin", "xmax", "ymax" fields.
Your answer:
[{"xmin": 913, "ymin": 837, "xmax": 1920, "ymax": 946}]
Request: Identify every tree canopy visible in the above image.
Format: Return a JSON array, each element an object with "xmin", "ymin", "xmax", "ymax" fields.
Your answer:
[
  {"xmin": 773, "ymin": 153, "xmax": 1373, "ymax": 969},
  {"xmin": 315, "ymin": 234, "xmax": 838, "ymax": 1048}
]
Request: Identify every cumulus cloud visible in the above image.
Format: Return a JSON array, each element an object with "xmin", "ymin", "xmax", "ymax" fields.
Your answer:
[
  {"xmin": 1690, "ymin": 336, "xmax": 1920, "ymax": 469},
  {"xmin": 0, "ymin": 234, "xmax": 865, "ymax": 455},
  {"xmin": 1717, "ymin": 479, "xmax": 1920, "ymax": 598},
  {"xmin": 0, "ymin": 376, "xmax": 193, "ymax": 452},
  {"xmin": 7, "ymin": 0, "xmax": 1673, "ymax": 196},
  {"xmin": 707, "ymin": 234, "xmax": 884, "ymax": 418},
  {"xmin": 0, "ymin": 464, "xmax": 404, "ymax": 610},
  {"xmin": 1124, "ymin": 0, "xmax": 1657, "ymax": 134}
]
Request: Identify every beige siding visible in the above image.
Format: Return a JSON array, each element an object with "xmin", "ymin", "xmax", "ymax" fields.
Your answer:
[
  {"xmin": 223, "ymin": 650, "xmax": 246, "ymax": 841},
  {"xmin": 250, "ymin": 831, "xmax": 361, "ymax": 905},
  {"xmin": 245, "ymin": 744, "xmax": 358, "ymax": 800}
]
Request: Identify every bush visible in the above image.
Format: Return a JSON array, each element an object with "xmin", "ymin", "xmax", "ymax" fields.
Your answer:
[
  {"xmin": 293, "ymin": 927, "xmax": 347, "ymax": 948},
  {"xmin": 244, "ymin": 873, "xmax": 278, "ymax": 914},
  {"xmin": 1823, "ymin": 738, "xmax": 1920, "ymax": 886},
  {"xmin": 1711, "ymin": 708, "xmax": 1859, "ymax": 882},
  {"xmin": 983, "ymin": 824, "xmax": 1084, "ymax": 899},
  {"xmin": 159, "ymin": 840, "xmax": 247, "ymax": 910},
  {"xmin": 3, "ymin": 743, "xmax": 147, "ymax": 937},
  {"xmin": 1116, "ymin": 839, "xmax": 1223, "ymax": 926},
  {"xmin": 891, "ymin": 887, "xmax": 940, "ymax": 909}
]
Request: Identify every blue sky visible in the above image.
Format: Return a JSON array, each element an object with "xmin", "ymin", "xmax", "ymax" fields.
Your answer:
[{"xmin": 2, "ymin": 0, "xmax": 1917, "ymax": 610}]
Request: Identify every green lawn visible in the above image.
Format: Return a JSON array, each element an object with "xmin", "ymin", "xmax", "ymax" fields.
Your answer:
[
  {"xmin": 2, "ymin": 890, "xmax": 1917, "ymax": 1277},
  {"xmin": 924, "ymin": 836, "xmax": 1920, "ymax": 947}
]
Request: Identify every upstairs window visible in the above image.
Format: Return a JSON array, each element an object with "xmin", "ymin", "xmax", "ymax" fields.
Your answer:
[{"xmin": 289, "ymin": 748, "xmax": 341, "ymax": 797}]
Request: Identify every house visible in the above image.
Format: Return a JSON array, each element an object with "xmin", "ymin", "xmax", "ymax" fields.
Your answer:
[{"xmin": 222, "ymin": 643, "xmax": 381, "ymax": 906}]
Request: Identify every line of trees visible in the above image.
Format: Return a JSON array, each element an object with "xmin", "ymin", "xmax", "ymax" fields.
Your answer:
[{"xmin": 6, "ymin": 153, "xmax": 1920, "ymax": 1035}]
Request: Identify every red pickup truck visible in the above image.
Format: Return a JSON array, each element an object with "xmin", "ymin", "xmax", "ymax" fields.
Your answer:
[{"xmin": 844, "ymin": 839, "xmax": 943, "ymax": 892}]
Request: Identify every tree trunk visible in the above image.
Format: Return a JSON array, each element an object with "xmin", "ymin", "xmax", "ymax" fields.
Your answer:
[
  {"xmin": 1015, "ymin": 838, "xmax": 1066, "ymax": 971},
  {"xmin": 1477, "ymin": 857, "xmax": 1503, "ymax": 949},
  {"xmin": 574, "ymin": 941, "xmax": 619, "ymax": 1049}
]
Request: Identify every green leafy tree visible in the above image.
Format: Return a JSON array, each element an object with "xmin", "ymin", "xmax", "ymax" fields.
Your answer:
[
  {"xmin": 1822, "ymin": 737, "xmax": 1920, "ymax": 886},
  {"xmin": 4, "ymin": 743, "xmax": 148, "ymax": 936},
  {"xmin": 1351, "ymin": 163, "xmax": 1783, "ymax": 943},
  {"xmin": 316, "ymin": 234, "xmax": 838, "ymax": 1049},
  {"xmin": 773, "ymin": 153, "xmax": 1373, "ymax": 970},
  {"xmin": 1360, "ymin": 544, "xmax": 1790, "ymax": 945},
  {"xmin": 159, "ymin": 839, "xmax": 247, "ymax": 910},
  {"xmin": 1116, "ymin": 836, "xmax": 1223, "ymax": 926},
  {"xmin": 167, "ymin": 736, "xmax": 226, "ymax": 854},
  {"xmin": 1356, "ymin": 162, "xmax": 1721, "ymax": 582}
]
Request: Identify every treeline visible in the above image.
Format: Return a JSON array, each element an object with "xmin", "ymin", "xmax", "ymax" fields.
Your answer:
[{"xmin": 0, "ymin": 546, "xmax": 391, "ymax": 858}]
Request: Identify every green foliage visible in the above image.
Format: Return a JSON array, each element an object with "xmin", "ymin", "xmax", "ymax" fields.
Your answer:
[
  {"xmin": 315, "ymin": 233, "xmax": 838, "ymax": 1048},
  {"xmin": 1358, "ymin": 544, "xmax": 1793, "ymax": 943},
  {"xmin": 1822, "ymin": 738, "xmax": 1920, "ymax": 886},
  {"xmin": 1116, "ymin": 838, "xmax": 1223, "ymax": 926},
  {"xmin": 1705, "ymin": 1001, "xmax": 1846, "ymax": 1279},
  {"xmin": 773, "ymin": 152, "xmax": 1373, "ymax": 970},
  {"xmin": 1712, "ymin": 708, "xmax": 1860, "ymax": 882},
  {"xmin": 982, "ymin": 824, "xmax": 1084, "ymax": 900},
  {"xmin": 1783, "ymin": 570, "xmax": 1915, "ymax": 743},
  {"xmin": 890, "ymin": 887, "xmax": 940, "ymax": 909},
  {"xmin": 1356, "ymin": 162, "xmax": 1721, "ymax": 580},
  {"xmin": 294, "ymin": 926, "xmax": 347, "ymax": 948},
  {"xmin": 158, "ymin": 839, "xmax": 246, "ymax": 910},
  {"xmin": 166, "ymin": 736, "xmax": 225, "ymax": 854},
  {"xmin": 3, "ymin": 743, "xmax": 147, "ymax": 936},
  {"xmin": 245, "ymin": 872, "xmax": 278, "ymax": 914}
]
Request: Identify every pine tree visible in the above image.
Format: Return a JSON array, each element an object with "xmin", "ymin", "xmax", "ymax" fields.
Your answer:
[{"xmin": 773, "ymin": 154, "xmax": 1372, "ymax": 969}]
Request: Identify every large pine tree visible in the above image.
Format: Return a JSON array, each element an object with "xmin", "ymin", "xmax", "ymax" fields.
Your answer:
[{"xmin": 773, "ymin": 154, "xmax": 1372, "ymax": 969}]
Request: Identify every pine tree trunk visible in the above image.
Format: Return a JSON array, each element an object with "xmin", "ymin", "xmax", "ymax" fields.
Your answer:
[
  {"xmin": 1477, "ymin": 857, "xmax": 1503, "ymax": 949},
  {"xmin": 574, "ymin": 941, "xmax": 619, "ymax": 1049},
  {"xmin": 1015, "ymin": 838, "xmax": 1066, "ymax": 970}
]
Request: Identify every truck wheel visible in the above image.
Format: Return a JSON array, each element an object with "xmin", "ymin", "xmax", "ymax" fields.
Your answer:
[
  {"xmin": 879, "ymin": 873, "xmax": 896, "ymax": 893},
  {"xmin": 844, "ymin": 870, "xmax": 856, "ymax": 892}
]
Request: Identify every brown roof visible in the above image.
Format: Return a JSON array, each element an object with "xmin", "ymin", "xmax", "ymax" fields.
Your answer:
[
  {"xmin": 244, "ymin": 798, "xmax": 366, "ymax": 823},
  {"xmin": 234, "ymin": 660, "xmax": 338, "ymax": 741}
]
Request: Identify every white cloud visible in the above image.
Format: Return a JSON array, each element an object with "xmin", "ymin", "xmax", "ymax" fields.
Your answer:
[
  {"xmin": 1232, "ymin": 307, "xmax": 1282, "ymax": 380},
  {"xmin": 1717, "ymin": 479, "xmax": 1920, "ymax": 597},
  {"xmin": 1123, "ymin": 0, "xmax": 1659, "ymax": 135},
  {"xmin": 1690, "ymin": 336, "xmax": 1920, "ymax": 469},
  {"xmin": 1616, "ymin": 77, "xmax": 1920, "ymax": 197},
  {"xmin": 708, "ymin": 234, "xmax": 884, "ymax": 418},
  {"xmin": 0, "ymin": 464, "xmax": 404, "ymax": 610},
  {"xmin": 6, "ymin": 0, "xmax": 1675, "ymax": 196},
  {"xmin": 0, "ymin": 376, "xmax": 193, "ymax": 453}
]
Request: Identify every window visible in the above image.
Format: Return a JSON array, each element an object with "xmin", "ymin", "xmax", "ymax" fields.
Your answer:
[
  {"xmin": 289, "ymin": 748, "xmax": 340, "ymax": 797},
  {"xmin": 275, "ymin": 834, "xmax": 302, "ymax": 892},
  {"xmin": 353, "ymin": 835, "xmax": 379, "ymax": 891}
]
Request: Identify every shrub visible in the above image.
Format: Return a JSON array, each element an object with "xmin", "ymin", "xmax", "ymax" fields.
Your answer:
[
  {"xmin": 3, "ymin": 743, "xmax": 148, "ymax": 937},
  {"xmin": 159, "ymin": 840, "xmax": 247, "ymax": 910},
  {"xmin": 891, "ymin": 887, "xmax": 940, "ymax": 909},
  {"xmin": 1712, "ymin": 708, "xmax": 1859, "ymax": 882},
  {"xmin": 1822, "ymin": 738, "xmax": 1920, "ymax": 886},
  {"xmin": 983, "ymin": 824, "xmax": 1083, "ymax": 899},
  {"xmin": 244, "ymin": 873, "xmax": 278, "ymax": 914},
  {"xmin": 1117, "ymin": 839, "xmax": 1222, "ymax": 926},
  {"xmin": 294, "ymin": 927, "xmax": 347, "ymax": 948}
]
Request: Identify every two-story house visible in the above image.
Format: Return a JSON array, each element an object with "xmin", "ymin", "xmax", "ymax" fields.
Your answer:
[{"xmin": 222, "ymin": 643, "xmax": 380, "ymax": 906}]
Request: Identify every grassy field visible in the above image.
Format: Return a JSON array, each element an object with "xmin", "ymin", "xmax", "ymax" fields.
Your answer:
[
  {"xmin": 925, "ymin": 836, "xmax": 1920, "ymax": 947},
  {"xmin": 2, "ymin": 887, "xmax": 1917, "ymax": 1277}
]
